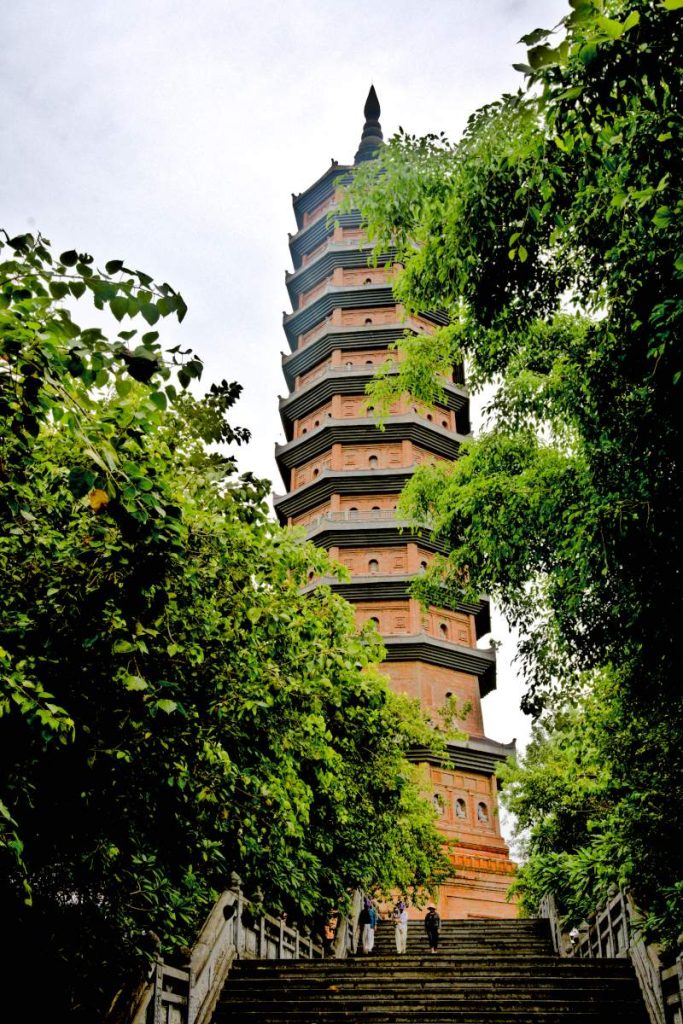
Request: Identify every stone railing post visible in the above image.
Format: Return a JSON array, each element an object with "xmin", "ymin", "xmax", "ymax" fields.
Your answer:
[
  {"xmin": 539, "ymin": 892, "xmax": 564, "ymax": 954},
  {"xmin": 152, "ymin": 961, "xmax": 164, "ymax": 1024},
  {"xmin": 252, "ymin": 887, "xmax": 266, "ymax": 960},
  {"xmin": 605, "ymin": 884, "xmax": 619, "ymax": 957},
  {"xmin": 231, "ymin": 872, "xmax": 244, "ymax": 957}
]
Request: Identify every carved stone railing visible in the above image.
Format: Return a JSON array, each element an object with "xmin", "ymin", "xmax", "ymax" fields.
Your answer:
[
  {"xmin": 540, "ymin": 889, "xmax": 683, "ymax": 1024},
  {"xmin": 124, "ymin": 874, "xmax": 331, "ymax": 1024},
  {"xmin": 304, "ymin": 509, "xmax": 402, "ymax": 531}
]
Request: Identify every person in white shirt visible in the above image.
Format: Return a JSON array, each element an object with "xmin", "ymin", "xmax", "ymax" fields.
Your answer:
[{"xmin": 393, "ymin": 901, "xmax": 408, "ymax": 954}]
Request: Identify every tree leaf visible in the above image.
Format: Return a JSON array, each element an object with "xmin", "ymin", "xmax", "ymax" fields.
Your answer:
[
  {"xmin": 519, "ymin": 28, "xmax": 553, "ymax": 45},
  {"xmin": 49, "ymin": 281, "xmax": 70, "ymax": 300},
  {"xmin": 597, "ymin": 15, "xmax": 625, "ymax": 37},
  {"xmin": 155, "ymin": 699, "xmax": 177, "ymax": 714},
  {"xmin": 110, "ymin": 296, "xmax": 129, "ymax": 321},
  {"xmin": 87, "ymin": 488, "xmax": 110, "ymax": 512},
  {"xmin": 124, "ymin": 675, "xmax": 148, "ymax": 691},
  {"xmin": 67, "ymin": 466, "xmax": 96, "ymax": 497},
  {"xmin": 112, "ymin": 640, "xmax": 137, "ymax": 654},
  {"xmin": 141, "ymin": 303, "xmax": 160, "ymax": 326}
]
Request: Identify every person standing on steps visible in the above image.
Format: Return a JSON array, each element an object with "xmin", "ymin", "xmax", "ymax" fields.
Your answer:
[
  {"xmin": 393, "ymin": 900, "xmax": 408, "ymax": 954},
  {"xmin": 359, "ymin": 897, "xmax": 377, "ymax": 954},
  {"xmin": 424, "ymin": 904, "xmax": 441, "ymax": 953},
  {"xmin": 322, "ymin": 913, "xmax": 337, "ymax": 958}
]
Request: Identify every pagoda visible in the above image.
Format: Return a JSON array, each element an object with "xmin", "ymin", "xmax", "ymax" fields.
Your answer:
[{"xmin": 274, "ymin": 87, "xmax": 516, "ymax": 919}]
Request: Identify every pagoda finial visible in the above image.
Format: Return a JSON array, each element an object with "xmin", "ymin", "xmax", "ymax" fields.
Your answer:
[{"xmin": 354, "ymin": 85, "xmax": 383, "ymax": 164}]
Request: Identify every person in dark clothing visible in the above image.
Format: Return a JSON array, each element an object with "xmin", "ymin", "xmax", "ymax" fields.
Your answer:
[
  {"xmin": 358, "ymin": 897, "xmax": 377, "ymax": 954},
  {"xmin": 424, "ymin": 905, "xmax": 441, "ymax": 953}
]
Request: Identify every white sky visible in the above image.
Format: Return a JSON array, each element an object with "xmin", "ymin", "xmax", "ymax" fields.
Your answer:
[{"xmin": 3, "ymin": 0, "xmax": 569, "ymax": 776}]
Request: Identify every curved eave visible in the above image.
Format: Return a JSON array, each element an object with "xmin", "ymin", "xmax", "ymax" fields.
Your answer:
[
  {"xmin": 303, "ymin": 518, "xmax": 450, "ymax": 555},
  {"xmin": 383, "ymin": 636, "xmax": 497, "ymax": 696},
  {"xmin": 289, "ymin": 211, "xmax": 362, "ymax": 269},
  {"xmin": 301, "ymin": 575, "xmax": 491, "ymax": 637},
  {"xmin": 279, "ymin": 372, "xmax": 468, "ymax": 434},
  {"xmin": 292, "ymin": 163, "xmax": 351, "ymax": 230},
  {"xmin": 285, "ymin": 247, "xmax": 397, "ymax": 306},
  {"xmin": 275, "ymin": 417, "xmax": 465, "ymax": 486},
  {"xmin": 283, "ymin": 285, "xmax": 396, "ymax": 348},
  {"xmin": 408, "ymin": 736, "xmax": 517, "ymax": 778},
  {"xmin": 273, "ymin": 468, "xmax": 411, "ymax": 520},
  {"xmin": 282, "ymin": 325, "xmax": 412, "ymax": 389}
]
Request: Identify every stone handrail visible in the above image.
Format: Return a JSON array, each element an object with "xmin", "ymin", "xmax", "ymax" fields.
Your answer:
[
  {"xmin": 539, "ymin": 889, "xmax": 683, "ymax": 1024},
  {"xmin": 123, "ymin": 875, "xmax": 326, "ymax": 1024}
]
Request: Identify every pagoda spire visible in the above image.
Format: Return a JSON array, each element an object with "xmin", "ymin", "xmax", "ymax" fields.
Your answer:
[{"xmin": 354, "ymin": 85, "xmax": 383, "ymax": 164}]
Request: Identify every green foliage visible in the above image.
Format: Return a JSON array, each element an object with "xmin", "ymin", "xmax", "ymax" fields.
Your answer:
[
  {"xmin": 0, "ymin": 234, "xmax": 448, "ymax": 1018},
  {"xmin": 346, "ymin": 0, "xmax": 683, "ymax": 944},
  {"xmin": 500, "ymin": 669, "xmax": 683, "ymax": 947}
]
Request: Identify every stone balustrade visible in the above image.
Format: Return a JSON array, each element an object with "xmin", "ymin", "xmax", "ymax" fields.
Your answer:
[
  {"xmin": 540, "ymin": 889, "xmax": 683, "ymax": 1024},
  {"xmin": 124, "ymin": 875, "xmax": 328, "ymax": 1024}
]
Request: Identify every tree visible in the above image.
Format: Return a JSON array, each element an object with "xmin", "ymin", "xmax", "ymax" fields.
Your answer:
[
  {"xmin": 0, "ymin": 234, "xmax": 449, "ymax": 1018},
  {"xmin": 345, "ymin": 0, "xmax": 683, "ymax": 943},
  {"xmin": 499, "ymin": 668, "xmax": 683, "ymax": 944}
]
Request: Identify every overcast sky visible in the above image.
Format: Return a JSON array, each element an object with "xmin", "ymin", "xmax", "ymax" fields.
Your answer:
[{"xmin": 3, "ymin": 0, "xmax": 569, "ymax": 769}]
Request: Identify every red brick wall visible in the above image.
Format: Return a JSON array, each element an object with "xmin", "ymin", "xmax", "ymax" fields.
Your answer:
[{"xmin": 382, "ymin": 662, "xmax": 484, "ymax": 736}]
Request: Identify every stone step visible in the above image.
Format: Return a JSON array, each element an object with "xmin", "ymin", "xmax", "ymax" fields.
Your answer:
[
  {"xmin": 231, "ymin": 968, "xmax": 635, "ymax": 984},
  {"xmin": 223, "ymin": 983, "xmax": 643, "ymax": 999},
  {"xmin": 378, "ymin": 920, "xmax": 546, "ymax": 928},
  {"xmin": 233, "ymin": 957, "xmax": 633, "ymax": 973},
  {"xmin": 214, "ymin": 919, "xmax": 648, "ymax": 1023},
  {"xmin": 373, "ymin": 924, "xmax": 549, "ymax": 936},
  {"xmin": 228, "ymin": 977, "xmax": 637, "ymax": 993},
  {"xmin": 386, "ymin": 937, "xmax": 552, "ymax": 942},
  {"xmin": 379, "ymin": 937, "xmax": 551, "ymax": 942},
  {"xmin": 216, "ymin": 1011, "xmax": 651, "ymax": 1019},
  {"xmin": 214, "ymin": 1010, "xmax": 648, "ymax": 1024},
  {"xmin": 371, "ymin": 936, "xmax": 552, "ymax": 942},
  {"xmin": 368, "ymin": 946, "xmax": 557, "ymax": 954}
]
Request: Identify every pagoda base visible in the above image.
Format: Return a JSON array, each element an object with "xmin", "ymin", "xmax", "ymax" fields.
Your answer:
[{"xmin": 407, "ymin": 846, "xmax": 518, "ymax": 921}]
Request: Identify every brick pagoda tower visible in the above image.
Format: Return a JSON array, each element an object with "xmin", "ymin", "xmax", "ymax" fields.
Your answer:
[{"xmin": 274, "ymin": 88, "xmax": 516, "ymax": 919}]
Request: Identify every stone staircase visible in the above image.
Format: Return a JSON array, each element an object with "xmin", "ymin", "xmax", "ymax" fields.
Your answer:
[{"xmin": 214, "ymin": 918, "xmax": 649, "ymax": 1023}]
